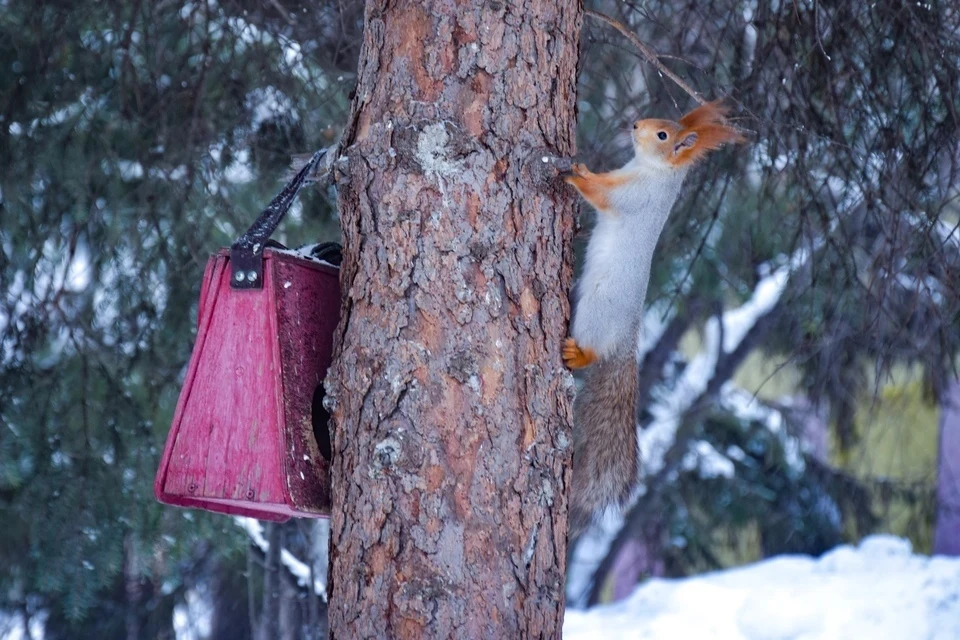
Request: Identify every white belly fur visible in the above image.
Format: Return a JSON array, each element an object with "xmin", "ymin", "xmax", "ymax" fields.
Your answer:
[{"xmin": 571, "ymin": 167, "xmax": 685, "ymax": 358}]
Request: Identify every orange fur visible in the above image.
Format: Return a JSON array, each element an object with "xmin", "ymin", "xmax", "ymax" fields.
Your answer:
[
  {"xmin": 563, "ymin": 164, "xmax": 631, "ymax": 213},
  {"xmin": 669, "ymin": 100, "xmax": 745, "ymax": 167},
  {"xmin": 677, "ymin": 100, "xmax": 732, "ymax": 130},
  {"xmin": 562, "ymin": 337, "xmax": 598, "ymax": 369}
]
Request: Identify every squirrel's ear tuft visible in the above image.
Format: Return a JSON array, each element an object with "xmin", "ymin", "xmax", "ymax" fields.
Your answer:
[
  {"xmin": 669, "ymin": 100, "xmax": 745, "ymax": 167},
  {"xmin": 674, "ymin": 131, "xmax": 698, "ymax": 153},
  {"xmin": 678, "ymin": 99, "xmax": 731, "ymax": 130}
]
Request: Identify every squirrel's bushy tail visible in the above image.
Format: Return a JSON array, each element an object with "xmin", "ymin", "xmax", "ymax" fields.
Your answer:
[{"xmin": 569, "ymin": 356, "xmax": 638, "ymax": 535}]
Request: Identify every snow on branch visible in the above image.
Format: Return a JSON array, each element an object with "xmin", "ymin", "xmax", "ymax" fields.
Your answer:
[
  {"xmin": 936, "ymin": 219, "xmax": 960, "ymax": 250},
  {"xmin": 681, "ymin": 439, "xmax": 735, "ymax": 479},
  {"xmin": 234, "ymin": 517, "xmax": 327, "ymax": 601},
  {"xmin": 902, "ymin": 211, "xmax": 960, "ymax": 252},
  {"xmin": 873, "ymin": 212, "xmax": 958, "ymax": 304},
  {"xmin": 721, "ymin": 385, "xmax": 804, "ymax": 472},
  {"xmin": 638, "ymin": 253, "xmax": 797, "ymax": 482}
]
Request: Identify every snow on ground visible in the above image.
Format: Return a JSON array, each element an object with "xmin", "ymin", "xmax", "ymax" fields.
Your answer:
[
  {"xmin": 564, "ymin": 536, "xmax": 960, "ymax": 640},
  {"xmin": 0, "ymin": 614, "xmax": 44, "ymax": 640}
]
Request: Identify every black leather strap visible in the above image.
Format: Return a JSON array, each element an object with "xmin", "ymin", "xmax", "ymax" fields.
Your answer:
[{"xmin": 229, "ymin": 149, "xmax": 327, "ymax": 289}]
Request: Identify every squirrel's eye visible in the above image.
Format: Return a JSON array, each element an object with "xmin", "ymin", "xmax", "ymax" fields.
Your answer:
[{"xmin": 657, "ymin": 131, "xmax": 668, "ymax": 140}]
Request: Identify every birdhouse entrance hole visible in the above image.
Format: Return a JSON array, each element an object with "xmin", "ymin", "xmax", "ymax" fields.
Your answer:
[{"xmin": 312, "ymin": 384, "xmax": 332, "ymax": 462}]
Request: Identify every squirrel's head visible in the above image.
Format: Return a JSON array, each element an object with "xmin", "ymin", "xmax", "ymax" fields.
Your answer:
[
  {"xmin": 631, "ymin": 119, "xmax": 691, "ymax": 169},
  {"xmin": 632, "ymin": 101, "xmax": 745, "ymax": 169}
]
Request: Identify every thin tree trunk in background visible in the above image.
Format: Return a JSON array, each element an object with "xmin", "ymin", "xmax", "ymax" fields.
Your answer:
[
  {"xmin": 260, "ymin": 523, "xmax": 281, "ymax": 640},
  {"xmin": 608, "ymin": 535, "xmax": 664, "ymax": 603},
  {"xmin": 123, "ymin": 534, "xmax": 139, "ymax": 640},
  {"xmin": 934, "ymin": 378, "xmax": 960, "ymax": 555},
  {"xmin": 309, "ymin": 520, "xmax": 329, "ymax": 639},
  {"xmin": 247, "ymin": 545, "xmax": 259, "ymax": 637},
  {"xmin": 210, "ymin": 557, "xmax": 254, "ymax": 640},
  {"xmin": 279, "ymin": 567, "xmax": 302, "ymax": 640},
  {"xmin": 325, "ymin": 0, "xmax": 581, "ymax": 636}
]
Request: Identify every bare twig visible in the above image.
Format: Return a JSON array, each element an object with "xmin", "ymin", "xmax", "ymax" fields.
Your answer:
[
  {"xmin": 267, "ymin": 0, "xmax": 296, "ymax": 26},
  {"xmin": 584, "ymin": 9, "xmax": 705, "ymax": 105}
]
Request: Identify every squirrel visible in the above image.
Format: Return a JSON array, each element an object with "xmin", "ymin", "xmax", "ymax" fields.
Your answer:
[{"xmin": 561, "ymin": 100, "xmax": 745, "ymax": 533}]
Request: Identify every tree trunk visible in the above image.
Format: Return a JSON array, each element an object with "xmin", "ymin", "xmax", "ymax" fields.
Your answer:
[
  {"xmin": 608, "ymin": 532, "xmax": 664, "ymax": 603},
  {"xmin": 124, "ymin": 534, "xmax": 140, "ymax": 640},
  {"xmin": 260, "ymin": 524, "xmax": 282, "ymax": 640},
  {"xmin": 325, "ymin": 0, "xmax": 581, "ymax": 637},
  {"xmin": 934, "ymin": 378, "xmax": 960, "ymax": 555}
]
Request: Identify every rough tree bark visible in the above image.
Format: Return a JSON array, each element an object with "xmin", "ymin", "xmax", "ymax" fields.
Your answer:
[{"xmin": 323, "ymin": 0, "xmax": 581, "ymax": 637}]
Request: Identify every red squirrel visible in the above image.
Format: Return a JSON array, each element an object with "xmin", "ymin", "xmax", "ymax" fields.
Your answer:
[{"xmin": 562, "ymin": 100, "xmax": 745, "ymax": 532}]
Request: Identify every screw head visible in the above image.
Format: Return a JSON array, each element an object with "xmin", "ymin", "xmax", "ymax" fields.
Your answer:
[
  {"xmin": 235, "ymin": 271, "xmax": 246, "ymax": 282},
  {"xmin": 247, "ymin": 270, "xmax": 258, "ymax": 282}
]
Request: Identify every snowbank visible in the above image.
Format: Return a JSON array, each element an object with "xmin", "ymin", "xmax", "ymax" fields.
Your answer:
[{"xmin": 564, "ymin": 536, "xmax": 960, "ymax": 640}]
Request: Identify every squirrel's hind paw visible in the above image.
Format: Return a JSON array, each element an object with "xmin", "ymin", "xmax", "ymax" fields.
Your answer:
[{"xmin": 562, "ymin": 338, "xmax": 598, "ymax": 369}]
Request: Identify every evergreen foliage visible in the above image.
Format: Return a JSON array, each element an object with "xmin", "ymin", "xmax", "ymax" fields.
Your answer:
[{"xmin": 0, "ymin": 1, "xmax": 351, "ymax": 630}]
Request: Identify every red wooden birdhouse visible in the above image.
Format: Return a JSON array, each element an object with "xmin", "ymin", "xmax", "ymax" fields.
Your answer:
[{"xmin": 154, "ymin": 151, "xmax": 340, "ymax": 521}]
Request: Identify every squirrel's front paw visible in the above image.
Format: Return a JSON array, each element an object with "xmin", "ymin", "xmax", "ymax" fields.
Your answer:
[
  {"xmin": 560, "ymin": 163, "xmax": 591, "ymax": 180},
  {"xmin": 562, "ymin": 338, "xmax": 598, "ymax": 369}
]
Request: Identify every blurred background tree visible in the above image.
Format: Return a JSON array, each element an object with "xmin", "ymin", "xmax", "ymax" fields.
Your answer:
[
  {"xmin": 1, "ymin": 0, "xmax": 957, "ymax": 637},
  {"xmin": 567, "ymin": 0, "xmax": 959, "ymax": 606},
  {"xmin": 0, "ymin": 1, "xmax": 354, "ymax": 637}
]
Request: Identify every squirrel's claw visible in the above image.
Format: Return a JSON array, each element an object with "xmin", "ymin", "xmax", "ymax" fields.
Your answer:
[{"xmin": 562, "ymin": 337, "xmax": 598, "ymax": 369}]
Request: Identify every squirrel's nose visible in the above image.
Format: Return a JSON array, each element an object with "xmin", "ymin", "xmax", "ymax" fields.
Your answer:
[{"xmin": 632, "ymin": 122, "xmax": 639, "ymax": 130}]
